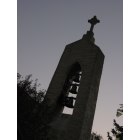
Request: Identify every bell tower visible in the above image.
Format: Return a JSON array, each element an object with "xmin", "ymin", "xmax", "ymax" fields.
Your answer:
[{"xmin": 43, "ymin": 16, "xmax": 105, "ymax": 140}]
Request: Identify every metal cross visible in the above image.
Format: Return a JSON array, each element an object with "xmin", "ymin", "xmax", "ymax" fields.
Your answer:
[{"xmin": 88, "ymin": 16, "xmax": 100, "ymax": 32}]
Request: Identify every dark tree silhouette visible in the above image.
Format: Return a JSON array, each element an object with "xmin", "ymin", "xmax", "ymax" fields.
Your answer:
[
  {"xmin": 107, "ymin": 104, "xmax": 123, "ymax": 140},
  {"xmin": 112, "ymin": 119, "xmax": 123, "ymax": 140},
  {"xmin": 17, "ymin": 73, "xmax": 47, "ymax": 140},
  {"xmin": 90, "ymin": 132, "xmax": 103, "ymax": 140},
  {"xmin": 17, "ymin": 73, "xmax": 46, "ymax": 103},
  {"xmin": 107, "ymin": 132, "xmax": 113, "ymax": 140},
  {"xmin": 116, "ymin": 104, "xmax": 123, "ymax": 117}
]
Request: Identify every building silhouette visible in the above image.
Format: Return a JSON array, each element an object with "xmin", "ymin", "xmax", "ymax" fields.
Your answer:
[{"xmin": 42, "ymin": 16, "xmax": 105, "ymax": 140}]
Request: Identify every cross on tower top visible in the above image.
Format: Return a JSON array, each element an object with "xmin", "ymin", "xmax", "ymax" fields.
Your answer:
[{"xmin": 88, "ymin": 16, "xmax": 100, "ymax": 32}]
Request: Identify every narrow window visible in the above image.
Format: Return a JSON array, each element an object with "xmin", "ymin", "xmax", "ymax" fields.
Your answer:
[{"xmin": 62, "ymin": 63, "xmax": 82, "ymax": 115}]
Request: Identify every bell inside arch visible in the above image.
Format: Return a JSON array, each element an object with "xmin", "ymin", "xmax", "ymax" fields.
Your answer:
[
  {"xmin": 69, "ymin": 84, "xmax": 78, "ymax": 94},
  {"xmin": 62, "ymin": 96, "xmax": 76, "ymax": 108},
  {"xmin": 73, "ymin": 74, "xmax": 81, "ymax": 83}
]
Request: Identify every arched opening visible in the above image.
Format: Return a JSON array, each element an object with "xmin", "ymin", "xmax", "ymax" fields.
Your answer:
[{"xmin": 61, "ymin": 63, "xmax": 82, "ymax": 115}]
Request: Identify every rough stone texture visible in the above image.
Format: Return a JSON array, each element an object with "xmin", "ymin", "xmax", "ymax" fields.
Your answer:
[{"xmin": 43, "ymin": 32, "xmax": 104, "ymax": 140}]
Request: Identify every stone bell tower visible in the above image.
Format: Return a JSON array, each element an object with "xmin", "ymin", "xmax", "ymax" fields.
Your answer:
[{"xmin": 43, "ymin": 16, "xmax": 105, "ymax": 140}]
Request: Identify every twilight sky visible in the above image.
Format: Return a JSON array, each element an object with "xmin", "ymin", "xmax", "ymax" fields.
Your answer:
[{"xmin": 17, "ymin": 0, "xmax": 123, "ymax": 139}]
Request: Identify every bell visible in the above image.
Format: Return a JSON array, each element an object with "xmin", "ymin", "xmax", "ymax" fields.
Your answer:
[
  {"xmin": 69, "ymin": 84, "xmax": 78, "ymax": 94},
  {"xmin": 73, "ymin": 74, "xmax": 81, "ymax": 83},
  {"xmin": 63, "ymin": 97, "xmax": 76, "ymax": 108}
]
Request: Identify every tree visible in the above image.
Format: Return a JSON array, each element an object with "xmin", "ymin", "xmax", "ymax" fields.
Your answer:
[
  {"xmin": 111, "ymin": 120, "xmax": 123, "ymax": 140},
  {"xmin": 107, "ymin": 104, "xmax": 123, "ymax": 140},
  {"xmin": 17, "ymin": 73, "xmax": 46, "ymax": 103},
  {"xmin": 90, "ymin": 132, "xmax": 103, "ymax": 140},
  {"xmin": 17, "ymin": 73, "xmax": 47, "ymax": 140},
  {"xmin": 107, "ymin": 132, "xmax": 113, "ymax": 140},
  {"xmin": 116, "ymin": 104, "xmax": 123, "ymax": 117}
]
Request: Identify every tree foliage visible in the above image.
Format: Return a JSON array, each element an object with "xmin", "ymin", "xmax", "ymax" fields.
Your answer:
[
  {"xmin": 17, "ymin": 73, "xmax": 46, "ymax": 103},
  {"xmin": 17, "ymin": 73, "xmax": 47, "ymax": 140},
  {"xmin": 116, "ymin": 104, "xmax": 123, "ymax": 117},
  {"xmin": 90, "ymin": 132, "xmax": 103, "ymax": 140},
  {"xmin": 107, "ymin": 104, "xmax": 123, "ymax": 140}
]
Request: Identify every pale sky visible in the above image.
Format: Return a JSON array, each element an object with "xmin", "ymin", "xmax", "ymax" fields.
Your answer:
[{"xmin": 17, "ymin": 0, "xmax": 123, "ymax": 139}]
